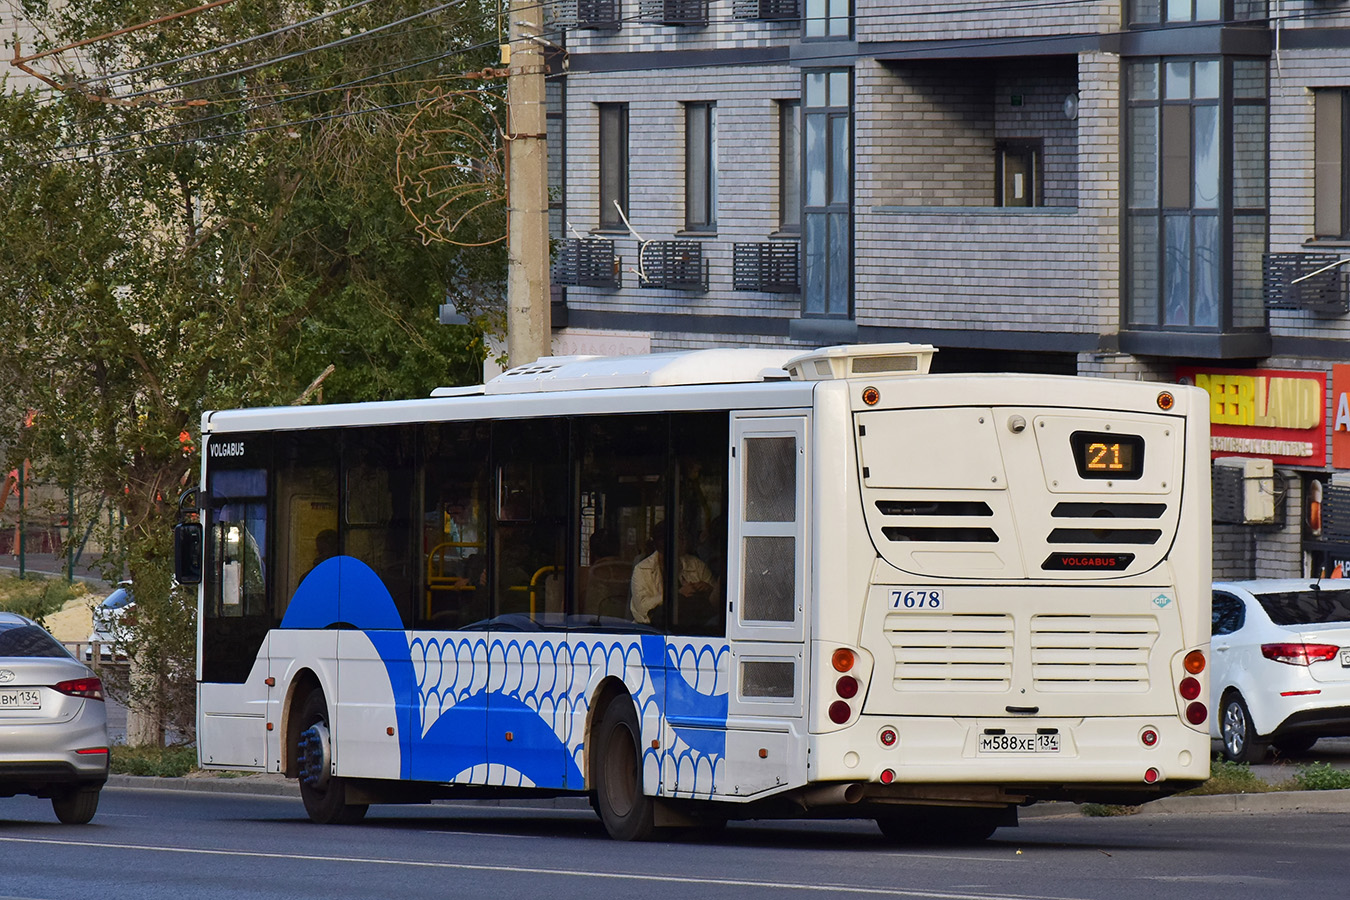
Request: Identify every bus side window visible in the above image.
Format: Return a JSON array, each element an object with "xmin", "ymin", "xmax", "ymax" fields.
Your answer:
[
  {"xmin": 575, "ymin": 414, "xmax": 668, "ymax": 628},
  {"xmin": 274, "ymin": 432, "xmax": 339, "ymax": 622},
  {"xmin": 345, "ymin": 426, "xmax": 417, "ymax": 629},
  {"xmin": 421, "ymin": 422, "xmax": 490, "ymax": 630},
  {"xmin": 492, "ymin": 419, "xmax": 568, "ymax": 625},
  {"xmin": 671, "ymin": 412, "xmax": 729, "ymax": 637}
]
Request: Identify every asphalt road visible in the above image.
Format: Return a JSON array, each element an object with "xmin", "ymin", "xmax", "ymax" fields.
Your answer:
[{"xmin": 1, "ymin": 786, "xmax": 1348, "ymax": 900}]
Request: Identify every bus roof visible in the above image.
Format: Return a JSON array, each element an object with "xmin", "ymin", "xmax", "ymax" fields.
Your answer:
[{"xmin": 438, "ymin": 342, "xmax": 941, "ymax": 396}]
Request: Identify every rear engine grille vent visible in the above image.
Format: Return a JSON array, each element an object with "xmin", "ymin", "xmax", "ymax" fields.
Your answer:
[
  {"xmin": 1031, "ymin": 615, "xmax": 1158, "ymax": 692},
  {"xmin": 1051, "ymin": 503, "xmax": 1166, "ymax": 519},
  {"xmin": 876, "ymin": 500, "xmax": 993, "ymax": 517},
  {"xmin": 1046, "ymin": 528, "xmax": 1162, "ymax": 545},
  {"xmin": 883, "ymin": 527, "xmax": 998, "ymax": 543},
  {"xmin": 886, "ymin": 613, "xmax": 1013, "ymax": 691}
]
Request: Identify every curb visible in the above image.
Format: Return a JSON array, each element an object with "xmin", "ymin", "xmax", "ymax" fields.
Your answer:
[{"xmin": 105, "ymin": 775, "xmax": 1350, "ymax": 817}]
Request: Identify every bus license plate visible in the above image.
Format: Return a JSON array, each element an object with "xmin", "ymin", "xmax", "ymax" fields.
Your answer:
[
  {"xmin": 979, "ymin": 733, "xmax": 1059, "ymax": 754},
  {"xmin": 0, "ymin": 689, "xmax": 40, "ymax": 710}
]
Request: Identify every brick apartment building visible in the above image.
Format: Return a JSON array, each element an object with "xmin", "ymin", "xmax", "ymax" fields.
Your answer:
[{"xmin": 492, "ymin": 1, "xmax": 1350, "ymax": 581}]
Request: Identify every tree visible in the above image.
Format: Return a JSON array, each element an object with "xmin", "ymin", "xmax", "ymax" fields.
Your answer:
[{"xmin": 0, "ymin": 0, "xmax": 504, "ymax": 742}]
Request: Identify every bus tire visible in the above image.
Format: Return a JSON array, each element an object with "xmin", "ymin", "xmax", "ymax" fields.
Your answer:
[
  {"xmin": 1220, "ymin": 692, "xmax": 1267, "ymax": 764},
  {"xmin": 593, "ymin": 698, "xmax": 656, "ymax": 841},
  {"xmin": 876, "ymin": 808, "xmax": 1002, "ymax": 844},
  {"xmin": 295, "ymin": 691, "xmax": 369, "ymax": 825}
]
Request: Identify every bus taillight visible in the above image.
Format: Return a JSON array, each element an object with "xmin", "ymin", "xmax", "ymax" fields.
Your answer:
[
  {"xmin": 832, "ymin": 648, "xmax": 856, "ymax": 672},
  {"xmin": 1183, "ymin": 649, "xmax": 1206, "ymax": 674},
  {"xmin": 836, "ymin": 675, "xmax": 859, "ymax": 699},
  {"xmin": 1185, "ymin": 702, "xmax": 1207, "ymax": 725},
  {"xmin": 828, "ymin": 701, "xmax": 852, "ymax": 725},
  {"xmin": 1178, "ymin": 677, "xmax": 1201, "ymax": 701}
]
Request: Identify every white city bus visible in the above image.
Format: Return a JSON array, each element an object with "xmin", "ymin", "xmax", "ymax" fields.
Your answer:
[{"xmin": 178, "ymin": 343, "xmax": 1213, "ymax": 841}]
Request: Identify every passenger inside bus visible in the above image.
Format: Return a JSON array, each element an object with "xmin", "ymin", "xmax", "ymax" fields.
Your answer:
[{"xmin": 629, "ymin": 523, "xmax": 716, "ymax": 627}]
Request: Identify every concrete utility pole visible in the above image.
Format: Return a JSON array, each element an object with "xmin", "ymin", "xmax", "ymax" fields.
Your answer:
[{"xmin": 504, "ymin": 0, "xmax": 552, "ymax": 367}]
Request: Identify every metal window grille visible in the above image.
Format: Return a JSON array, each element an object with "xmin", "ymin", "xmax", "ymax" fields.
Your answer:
[
  {"xmin": 1322, "ymin": 484, "xmax": 1350, "ymax": 542},
  {"xmin": 1263, "ymin": 253, "xmax": 1349, "ymax": 315},
  {"xmin": 638, "ymin": 241, "xmax": 707, "ymax": 290},
  {"xmin": 733, "ymin": 242, "xmax": 800, "ymax": 292},
  {"xmin": 638, "ymin": 0, "xmax": 708, "ymax": 25},
  {"xmin": 553, "ymin": 239, "xmax": 619, "ymax": 288},
  {"xmin": 561, "ymin": 0, "xmax": 618, "ymax": 29},
  {"xmin": 732, "ymin": 0, "xmax": 800, "ymax": 19}
]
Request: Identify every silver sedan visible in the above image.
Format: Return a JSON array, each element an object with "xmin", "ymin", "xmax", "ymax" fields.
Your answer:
[{"xmin": 0, "ymin": 611, "xmax": 110, "ymax": 823}]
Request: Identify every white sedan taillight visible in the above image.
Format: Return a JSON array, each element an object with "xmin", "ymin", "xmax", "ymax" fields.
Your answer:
[{"xmin": 1261, "ymin": 643, "xmax": 1339, "ymax": 666}]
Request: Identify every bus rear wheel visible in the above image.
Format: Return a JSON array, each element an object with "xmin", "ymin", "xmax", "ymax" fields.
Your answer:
[
  {"xmin": 593, "ymin": 699, "xmax": 655, "ymax": 841},
  {"xmin": 876, "ymin": 808, "xmax": 1004, "ymax": 845},
  {"xmin": 295, "ymin": 690, "xmax": 368, "ymax": 825}
]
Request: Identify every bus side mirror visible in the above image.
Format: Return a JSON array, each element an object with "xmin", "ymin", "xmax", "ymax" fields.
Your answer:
[{"xmin": 174, "ymin": 522, "xmax": 203, "ymax": 585}]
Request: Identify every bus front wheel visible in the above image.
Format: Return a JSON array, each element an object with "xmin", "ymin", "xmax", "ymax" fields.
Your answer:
[
  {"xmin": 593, "ymin": 699, "xmax": 656, "ymax": 841},
  {"xmin": 295, "ymin": 691, "xmax": 368, "ymax": 825}
]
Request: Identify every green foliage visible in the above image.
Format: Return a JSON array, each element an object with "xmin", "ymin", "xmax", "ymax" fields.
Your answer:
[
  {"xmin": 0, "ymin": 574, "xmax": 86, "ymax": 628},
  {"xmin": 1080, "ymin": 803, "xmax": 1140, "ymax": 817},
  {"xmin": 109, "ymin": 744, "xmax": 198, "ymax": 778},
  {"xmin": 1291, "ymin": 762, "xmax": 1350, "ymax": 791},
  {"xmin": 0, "ymin": 1, "xmax": 501, "ymax": 742},
  {"xmin": 1176, "ymin": 759, "xmax": 1280, "ymax": 796}
]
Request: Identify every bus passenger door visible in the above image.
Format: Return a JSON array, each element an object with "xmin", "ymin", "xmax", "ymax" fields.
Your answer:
[{"xmin": 721, "ymin": 415, "xmax": 809, "ymax": 798}]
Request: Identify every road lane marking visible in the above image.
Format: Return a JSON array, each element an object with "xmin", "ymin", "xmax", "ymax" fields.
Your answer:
[{"xmin": 0, "ymin": 836, "xmax": 1090, "ymax": 900}]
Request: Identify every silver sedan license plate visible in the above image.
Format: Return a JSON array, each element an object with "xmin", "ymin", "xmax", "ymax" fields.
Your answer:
[
  {"xmin": 0, "ymin": 689, "xmax": 41, "ymax": 710},
  {"xmin": 980, "ymin": 733, "xmax": 1059, "ymax": 753}
]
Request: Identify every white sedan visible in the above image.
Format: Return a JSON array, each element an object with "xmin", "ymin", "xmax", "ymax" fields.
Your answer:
[{"xmin": 1211, "ymin": 579, "xmax": 1350, "ymax": 762}]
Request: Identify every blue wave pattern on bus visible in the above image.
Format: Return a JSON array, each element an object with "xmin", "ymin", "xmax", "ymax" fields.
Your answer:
[{"xmin": 280, "ymin": 556, "xmax": 729, "ymax": 796}]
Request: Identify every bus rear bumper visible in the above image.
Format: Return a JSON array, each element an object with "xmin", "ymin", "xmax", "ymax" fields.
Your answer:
[{"xmin": 807, "ymin": 714, "xmax": 1210, "ymax": 805}]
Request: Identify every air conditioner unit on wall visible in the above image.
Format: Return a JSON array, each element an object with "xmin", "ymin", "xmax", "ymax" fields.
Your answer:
[{"xmin": 1213, "ymin": 457, "xmax": 1276, "ymax": 525}]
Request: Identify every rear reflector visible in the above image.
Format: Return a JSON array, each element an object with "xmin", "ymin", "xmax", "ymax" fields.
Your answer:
[
  {"xmin": 1280, "ymin": 689, "xmax": 1322, "ymax": 697},
  {"xmin": 76, "ymin": 747, "xmax": 109, "ymax": 755},
  {"xmin": 1144, "ymin": 768, "xmax": 1160, "ymax": 784}
]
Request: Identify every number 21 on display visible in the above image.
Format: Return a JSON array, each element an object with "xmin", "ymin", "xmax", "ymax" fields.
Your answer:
[{"xmin": 890, "ymin": 589, "xmax": 943, "ymax": 610}]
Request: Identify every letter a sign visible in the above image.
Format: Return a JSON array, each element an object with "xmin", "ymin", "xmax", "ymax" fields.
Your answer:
[{"xmin": 1335, "ymin": 365, "xmax": 1350, "ymax": 469}]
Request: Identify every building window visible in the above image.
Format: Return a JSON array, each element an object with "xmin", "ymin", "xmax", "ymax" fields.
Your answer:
[
  {"xmin": 1315, "ymin": 89, "xmax": 1350, "ymax": 240},
  {"xmin": 802, "ymin": 69, "xmax": 851, "ymax": 319},
  {"xmin": 804, "ymin": 0, "xmax": 849, "ymax": 38},
  {"xmin": 779, "ymin": 100, "xmax": 801, "ymax": 233},
  {"xmin": 685, "ymin": 102, "xmax": 717, "ymax": 232},
  {"xmin": 598, "ymin": 103, "xmax": 629, "ymax": 230},
  {"xmin": 1124, "ymin": 57, "xmax": 1268, "ymax": 334},
  {"xmin": 1127, "ymin": 0, "xmax": 1226, "ymax": 25},
  {"xmin": 995, "ymin": 140, "xmax": 1041, "ymax": 207}
]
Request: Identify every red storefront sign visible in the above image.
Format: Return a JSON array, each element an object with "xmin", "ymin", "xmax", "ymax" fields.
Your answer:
[
  {"xmin": 1332, "ymin": 365, "xmax": 1350, "ymax": 469},
  {"xmin": 1176, "ymin": 366, "xmax": 1326, "ymax": 467}
]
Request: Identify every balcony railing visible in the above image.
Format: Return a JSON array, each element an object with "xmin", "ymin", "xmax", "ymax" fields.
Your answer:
[
  {"xmin": 733, "ymin": 242, "xmax": 799, "ymax": 292},
  {"xmin": 638, "ymin": 240, "xmax": 707, "ymax": 290},
  {"xmin": 1263, "ymin": 252, "xmax": 1349, "ymax": 316},
  {"xmin": 553, "ymin": 239, "xmax": 620, "ymax": 288}
]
